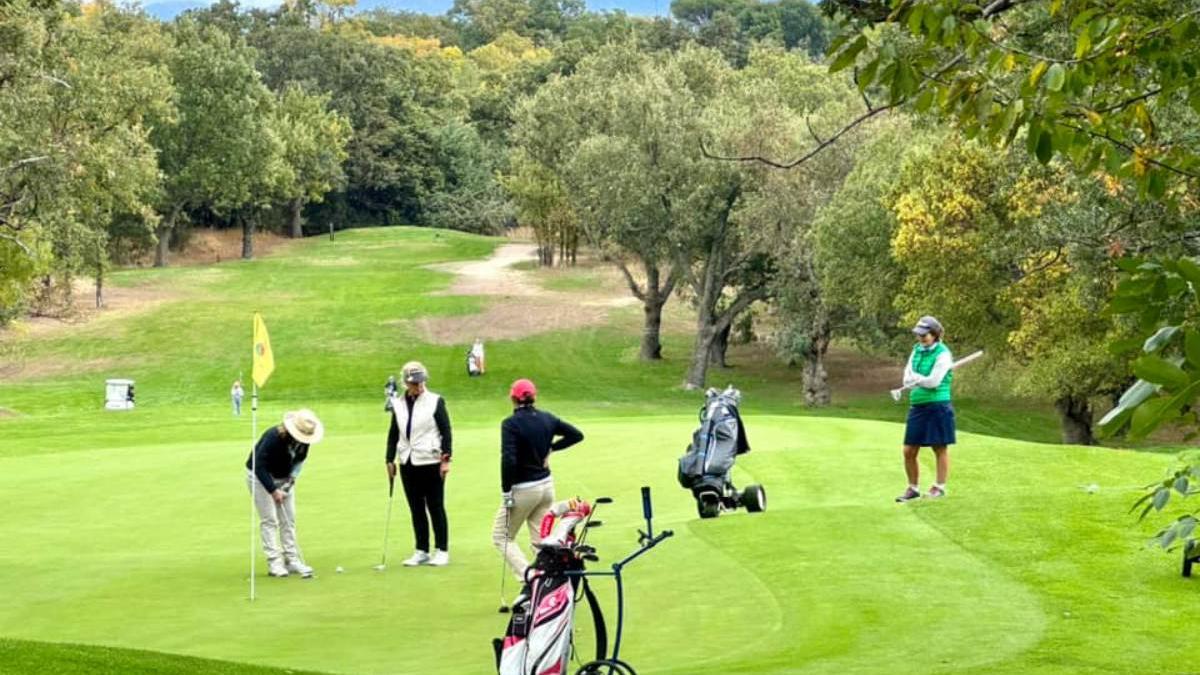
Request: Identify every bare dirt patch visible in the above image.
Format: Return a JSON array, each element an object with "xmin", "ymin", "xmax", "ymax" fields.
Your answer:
[
  {"xmin": 136, "ymin": 229, "xmax": 296, "ymax": 267},
  {"xmin": 409, "ymin": 299, "xmax": 603, "ymax": 344},
  {"xmin": 824, "ymin": 347, "xmax": 900, "ymax": 396},
  {"xmin": 407, "ymin": 243, "xmax": 640, "ymax": 345},
  {"xmin": 1, "ymin": 282, "xmax": 184, "ymax": 345},
  {"xmin": 0, "ymin": 407, "xmax": 17, "ymax": 419},
  {"xmin": 427, "ymin": 243, "xmax": 543, "ymax": 297}
]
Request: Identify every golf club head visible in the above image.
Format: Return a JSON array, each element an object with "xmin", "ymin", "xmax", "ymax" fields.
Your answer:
[
  {"xmin": 498, "ymin": 605, "xmax": 511, "ymax": 614},
  {"xmin": 373, "ymin": 564, "xmax": 386, "ymax": 572},
  {"xmin": 584, "ymin": 520, "xmax": 603, "ymax": 529},
  {"xmin": 595, "ymin": 497, "xmax": 613, "ymax": 504}
]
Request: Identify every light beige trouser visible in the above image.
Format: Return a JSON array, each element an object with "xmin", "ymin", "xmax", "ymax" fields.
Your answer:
[
  {"xmin": 492, "ymin": 481, "xmax": 555, "ymax": 580},
  {"xmin": 246, "ymin": 471, "xmax": 301, "ymax": 565}
]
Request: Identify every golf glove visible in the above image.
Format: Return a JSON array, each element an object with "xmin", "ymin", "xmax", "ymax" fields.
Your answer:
[{"xmin": 502, "ymin": 493, "xmax": 515, "ymax": 509}]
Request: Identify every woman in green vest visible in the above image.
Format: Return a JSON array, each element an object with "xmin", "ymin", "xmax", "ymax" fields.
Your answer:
[{"xmin": 895, "ymin": 316, "xmax": 955, "ymax": 502}]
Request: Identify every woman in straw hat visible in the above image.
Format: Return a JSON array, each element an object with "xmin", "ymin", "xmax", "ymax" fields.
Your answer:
[
  {"xmin": 245, "ymin": 408, "xmax": 324, "ymax": 578},
  {"xmin": 386, "ymin": 361, "xmax": 453, "ymax": 567}
]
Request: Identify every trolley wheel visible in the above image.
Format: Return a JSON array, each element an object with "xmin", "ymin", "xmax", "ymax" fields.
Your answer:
[
  {"xmin": 741, "ymin": 484, "xmax": 767, "ymax": 513},
  {"xmin": 576, "ymin": 658, "xmax": 637, "ymax": 675}
]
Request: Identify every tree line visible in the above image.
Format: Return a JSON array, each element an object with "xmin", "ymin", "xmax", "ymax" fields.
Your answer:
[{"xmin": 4, "ymin": 0, "xmax": 1199, "ymax": 445}]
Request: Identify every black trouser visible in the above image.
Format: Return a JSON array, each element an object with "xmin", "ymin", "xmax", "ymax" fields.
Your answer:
[{"xmin": 399, "ymin": 461, "xmax": 448, "ymax": 552}]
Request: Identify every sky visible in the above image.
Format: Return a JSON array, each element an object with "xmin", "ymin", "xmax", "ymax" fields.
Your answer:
[{"xmin": 142, "ymin": 0, "xmax": 670, "ymax": 20}]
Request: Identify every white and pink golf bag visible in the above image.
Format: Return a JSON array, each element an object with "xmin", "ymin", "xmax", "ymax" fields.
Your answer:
[{"xmin": 495, "ymin": 501, "xmax": 605, "ymax": 675}]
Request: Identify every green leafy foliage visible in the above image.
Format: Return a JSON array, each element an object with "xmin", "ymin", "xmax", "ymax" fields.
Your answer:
[
  {"xmin": 0, "ymin": 1, "xmax": 171, "ymax": 318},
  {"xmin": 822, "ymin": 0, "xmax": 1200, "ymax": 202},
  {"xmin": 1102, "ymin": 256, "xmax": 1200, "ymax": 440}
]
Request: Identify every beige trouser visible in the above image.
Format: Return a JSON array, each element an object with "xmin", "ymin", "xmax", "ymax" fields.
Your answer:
[
  {"xmin": 492, "ymin": 481, "xmax": 555, "ymax": 580},
  {"xmin": 246, "ymin": 471, "xmax": 301, "ymax": 565}
]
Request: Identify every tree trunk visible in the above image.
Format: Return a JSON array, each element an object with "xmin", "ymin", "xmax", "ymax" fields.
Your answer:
[
  {"xmin": 154, "ymin": 206, "xmax": 179, "ymax": 268},
  {"xmin": 154, "ymin": 227, "xmax": 169, "ymax": 268},
  {"xmin": 614, "ymin": 258, "xmax": 677, "ymax": 362},
  {"xmin": 289, "ymin": 197, "xmax": 304, "ymax": 238},
  {"xmin": 95, "ymin": 269, "xmax": 104, "ymax": 310},
  {"xmin": 685, "ymin": 323, "xmax": 717, "ymax": 390},
  {"xmin": 685, "ymin": 222, "xmax": 729, "ymax": 390},
  {"xmin": 1056, "ymin": 395, "xmax": 1095, "ymax": 445},
  {"xmin": 241, "ymin": 212, "xmax": 255, "ymax": 260},
  {"xmin": 640, "ymin": 297, "xmax": 665, "ymax": 361},
  {"xmin": 801, "ymin": 310, "xmax": 831, "ymax": 407},
  {"xmin": 708, "ymin": 323, "xmax": 731, "ymax": 369}
]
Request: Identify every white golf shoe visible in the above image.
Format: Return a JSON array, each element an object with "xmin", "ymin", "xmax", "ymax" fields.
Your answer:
[
  {"xmin": 402, "ymin": 550, "xmax": 430, "ymax": 567},
  {"xmin": 286, "ymin": 560, "xmax": 314, "ymax": 578},
  {"xmin": 267, "ymin": 561, "xmax": 289, "ymax": 577},
  {"xmin": 428, "ymin": 550, "xmax": 450, "ymax": 567}
]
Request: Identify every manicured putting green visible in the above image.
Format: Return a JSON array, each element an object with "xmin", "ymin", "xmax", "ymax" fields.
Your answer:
[{"xmin": 0, "ymin": 413, "xmax": 1189, "ymax": 673}]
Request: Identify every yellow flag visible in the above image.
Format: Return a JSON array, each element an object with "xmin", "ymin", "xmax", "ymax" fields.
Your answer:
[{"xmin": 252, "ymin": 313, "xmax": 275, "ymax": 388}]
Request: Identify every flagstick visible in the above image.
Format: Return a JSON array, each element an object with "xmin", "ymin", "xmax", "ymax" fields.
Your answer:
[{"xmin": 250, "ymin": 381, "xmax": 258, "ymax": 601}]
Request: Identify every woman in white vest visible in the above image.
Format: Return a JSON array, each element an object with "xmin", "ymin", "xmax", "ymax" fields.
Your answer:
[{"xmin": 386, "ymin": 361, "xmax": 453, "ymax": 566}]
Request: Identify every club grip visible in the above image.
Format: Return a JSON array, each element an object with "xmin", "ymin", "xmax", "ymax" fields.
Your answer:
[{"xmin": 641, "ymin": 486, "xmax": 652, "ymax": 521}]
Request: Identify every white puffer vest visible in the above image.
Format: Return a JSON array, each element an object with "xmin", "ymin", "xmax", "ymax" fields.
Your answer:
[{"xmin": 391, "ymin": 391, "xmax": 444, "ymax": 466}]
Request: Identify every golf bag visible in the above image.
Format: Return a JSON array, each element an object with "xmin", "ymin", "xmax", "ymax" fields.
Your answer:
[
  {"xmin": 677, "ymin": 385, "xmax": 767, "ymax": 519},
  {"xmin": 494, "ymin": 502, "xmax": 607, "ymax": 675},
  {"xmin": 467, "ymin": 340, "xmax": 485, "ymax": 377}
]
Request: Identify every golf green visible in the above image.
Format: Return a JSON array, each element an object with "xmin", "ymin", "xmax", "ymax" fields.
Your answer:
[{"xmin": 0, "ymin": 228, "xmax": 1191, "ymax": 673}]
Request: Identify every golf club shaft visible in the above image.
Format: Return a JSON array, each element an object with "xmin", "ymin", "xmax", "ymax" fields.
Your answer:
[
  {"xmin": 380, "ymin": 488, "xmax": 395, "ymax": 567},
  {"xmin": 498, "ymin": 505, "xmax": 511, "ymax": 610}
]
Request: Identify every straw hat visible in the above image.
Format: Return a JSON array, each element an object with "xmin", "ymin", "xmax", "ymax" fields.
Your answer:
[{"xmin": 283, "ymin": 409, "xmax": 324, "ymax": 445}]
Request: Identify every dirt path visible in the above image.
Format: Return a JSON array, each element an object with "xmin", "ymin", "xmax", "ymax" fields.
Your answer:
[
  {"xmin": 427, "ymin": 243, "xmax": 543, "ymax": 297},
  {"xmin": 406, "ymin": 242, "xmax": 639, "ymax": 345}
]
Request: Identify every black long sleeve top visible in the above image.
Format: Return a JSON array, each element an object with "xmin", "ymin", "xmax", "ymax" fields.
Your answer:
[
  {"xmin": 244, "ymin": 426, "xmax": 308, "ymax": 493},
  {"xmin": 500, "ymin": 406, "xmax": 583, "ymax": 492}
]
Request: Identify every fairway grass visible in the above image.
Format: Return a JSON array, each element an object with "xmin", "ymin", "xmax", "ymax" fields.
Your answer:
[{"xmin": 0, "ymin": 227, "xmax": 1190, "ymax": 673}]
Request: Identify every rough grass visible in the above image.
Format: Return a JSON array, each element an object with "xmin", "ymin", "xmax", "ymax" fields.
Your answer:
[{"xmin": 0, "ymin": 226, "xmax": 1190, "ymax": 673}]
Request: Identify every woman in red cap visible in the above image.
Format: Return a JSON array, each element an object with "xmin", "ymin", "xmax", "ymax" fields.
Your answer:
[{"xmin": 492, "ymin": 378, "xmax": 584, "ymax": 580}]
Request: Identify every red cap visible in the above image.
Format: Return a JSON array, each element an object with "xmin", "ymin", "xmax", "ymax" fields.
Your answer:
[{"xmin": 510, "ymin": 378, "xmax": 537, "ymax": 402}]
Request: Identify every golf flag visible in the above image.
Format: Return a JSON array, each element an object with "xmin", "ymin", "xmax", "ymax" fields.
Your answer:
[{"xmin": 252, "ymin": 313, "xmax": 274, "ymax": 388}]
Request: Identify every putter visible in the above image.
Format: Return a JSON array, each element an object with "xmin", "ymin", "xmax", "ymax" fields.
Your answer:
[
  {"xmin": 890, "ymin": 349, "xmax": 984, "ymax": 402},
  {"xmin": 375, "ymin": 474, "xmax": 396, "ymax": 572},
  {"xmin": 497, "ymin": 502, "xmax": 512, "ymax": 613}
]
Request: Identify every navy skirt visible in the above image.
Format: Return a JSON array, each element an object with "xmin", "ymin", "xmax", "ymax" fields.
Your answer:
[{"xmin": 905, "ymin": 402, "xmax": 956, "ymax": 447}]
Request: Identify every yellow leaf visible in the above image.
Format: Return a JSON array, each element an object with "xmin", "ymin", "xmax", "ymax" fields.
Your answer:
[
  {"xmin": 1132, "ymin": 151, "xmax": 1148, "ymax": 178},
  {"xmin": 1028, "ymin": 61, "xmax": 1048, "ymax": 88}
]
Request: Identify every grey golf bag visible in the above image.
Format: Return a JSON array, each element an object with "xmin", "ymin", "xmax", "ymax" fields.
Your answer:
[{"xmin": 677, "ymin": 385, "xmax": 766, "ymax": 519}]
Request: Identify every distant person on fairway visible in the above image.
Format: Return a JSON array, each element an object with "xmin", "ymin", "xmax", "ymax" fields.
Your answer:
[
  {"xmin": 896, "ymin": 316, "xmax": 955, "ymax": 502},
  {"xmin": 386, "ymin": 361, "xmax": 453, "ymax": 567},
  {"xmin": 494, "ymin": 378, "xmax": 584, "ymax": 579},
  {"xmin": 383, "ymin": 374, "xmax": 398, "ymax": 412},
  {"xmin": 231, "ymin": 379, "xmax": 244, "ymax": 416},
  {"xmin": 246, "ymin": 409, "xmax": 324, "ymax": 578}
]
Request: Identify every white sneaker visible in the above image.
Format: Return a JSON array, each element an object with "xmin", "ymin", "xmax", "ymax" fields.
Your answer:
[
  {"xmin": 402, "ymin": 550, "xmax": 430, "ymax": 567},
  {"xmin": 267, "ymin": 561, "xmax": 289, "ymax": 577},
  {"xmin": 428, "ymin": 550, "xmax": 450, "ymax": 566},
  {"xmin": 286, "ymin": 560, "xmax": 314, "ymax": 578}
]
